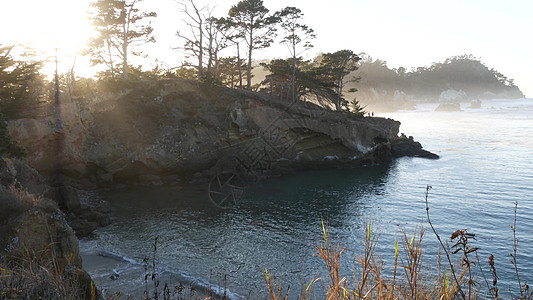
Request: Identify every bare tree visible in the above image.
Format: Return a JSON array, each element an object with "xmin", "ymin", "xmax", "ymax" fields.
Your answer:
[
  {"xmin": 175, "ymin": 0, "xmax": 207, "ymax": 78},
  {"xmin": 175, "ymin": 1, "xmax": 233, "ymax": 82}
]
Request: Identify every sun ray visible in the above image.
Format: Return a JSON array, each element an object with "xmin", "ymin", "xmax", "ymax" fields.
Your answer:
[{"xmin": 2, "ymin": 0, "xmax": 96, "ymax": 76}]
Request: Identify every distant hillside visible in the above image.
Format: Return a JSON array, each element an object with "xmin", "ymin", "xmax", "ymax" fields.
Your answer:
[{"xmin": 345, "ymin": 54, "xmax": 524, "ymax": 112}]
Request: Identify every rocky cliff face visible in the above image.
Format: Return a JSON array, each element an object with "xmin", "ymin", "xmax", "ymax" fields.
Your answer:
[
  {"xmin": 9, "ymin": 79, "xmax": 401, "ymax": 186},
  {"xmin": 0, "ymin": 158, "xmax": 96, "ymax": 298}
]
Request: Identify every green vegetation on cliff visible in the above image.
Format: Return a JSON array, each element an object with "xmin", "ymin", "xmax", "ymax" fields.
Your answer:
[
  {"xmin": 0, "ymin": 113, "xmax": 25, "ymax": 157},
  {"xmin": 0, "ymin": 45, "xmax": 47, "ymax": 118}
]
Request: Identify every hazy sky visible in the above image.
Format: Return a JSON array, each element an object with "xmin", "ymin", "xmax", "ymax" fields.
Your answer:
[{"xmin": 2, "ymin": 0, "xmax": 532, "ymax": 97}]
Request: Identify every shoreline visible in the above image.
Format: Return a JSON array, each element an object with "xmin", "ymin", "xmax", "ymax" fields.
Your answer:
[{"xmin": 80, "ymin": 240, "xmax": 244, "ymax": 299}]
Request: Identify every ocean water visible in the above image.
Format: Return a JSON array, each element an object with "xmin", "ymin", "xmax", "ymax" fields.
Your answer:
[{"xmin": 80, "ymin": 98, "xmax": 533, "ymax": 299}]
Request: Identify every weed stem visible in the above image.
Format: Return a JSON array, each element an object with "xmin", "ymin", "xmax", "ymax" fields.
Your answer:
[{"xmin": 424, "ymin": 185, "xmax": 466, "ymax": 300}]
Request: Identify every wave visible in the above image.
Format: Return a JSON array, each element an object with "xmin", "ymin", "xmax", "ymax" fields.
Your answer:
[{"xmin": 80, "ymin": 243, "xmax": 245, "ymax": 299}]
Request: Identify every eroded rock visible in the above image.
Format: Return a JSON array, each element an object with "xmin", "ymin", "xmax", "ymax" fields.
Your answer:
[
  {"xmin": 435, "ymin": 102, "xmax": 462, "ymax": 112},
  {"xmin": 46, "ymin": 186, "xmax": 82, "ymax": 213},
  {"xmin": 7, "ymin": 79, "xmax": 434, "ymax": 186},
  {"xmin": 0, "ymin": 183, "xmax": 98, "ymax": 299},
  {"xmin": 391, "ymin": 137, "xmax": 439, "ymax": 159}
]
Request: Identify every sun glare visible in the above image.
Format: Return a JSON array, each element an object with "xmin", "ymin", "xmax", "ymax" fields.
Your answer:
[{"xmin": 3, "ymin": 0, "xmax": 96, "ymax": 75}]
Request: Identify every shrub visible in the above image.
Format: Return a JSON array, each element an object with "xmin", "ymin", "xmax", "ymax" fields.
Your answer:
[{"xmin": 0, "ymin": 112, "xmax": 26, "ymax": 158}]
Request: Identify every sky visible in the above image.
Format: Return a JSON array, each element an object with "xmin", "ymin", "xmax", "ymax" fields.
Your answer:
[{"xmin": 2, "ymin": 0, "xmax": 532, "ymax": 97}]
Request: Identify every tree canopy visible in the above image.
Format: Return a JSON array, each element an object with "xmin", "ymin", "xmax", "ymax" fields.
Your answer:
[
  {"xmin": 261, "ymin": 51, "xmax": 366, "ymax": 116},
  {"xmin": 277, "ymin": 6, "xmax": 315, "ymax": 102},
  {"xmin": 0, "ymin": 45, "xmax": 45, "ymax": 118},
  {"xmin": 227, "ymin": 0, "xmax": 278, "ymax": 90},
  {"xmin": 1, "ymin": 1, "xmax": 520, "ymax": 118},
  {"xmin": 312, "ymin": 50, "xmax": 361, "ymax": 111},
  {"xmin": 87, "ymin": 0, "xmax": 157, "ymax": 79}
]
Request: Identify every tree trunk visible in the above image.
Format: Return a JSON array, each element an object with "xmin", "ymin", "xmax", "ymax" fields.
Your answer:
[
  {"xmin": 68, "ymin": 55, "xmax": 77, "ymax": 101},
  {"xmin": 122, "ymin": 42, "xmax": 128, "ymax": 79},
  {"xmin": 335, "ymin": 100, "xmax": 341, "ymax": 112},
  {"xmin": 214, "ymin": 49, "xmax": 219, "ymax": 79},
  {"xmin": 207, "ymin": 29, "xmax": 213, "ymax": 76},
  {"xmin": 237, "ymin": 42, "xmax": 242, "ymax": 89},
  {"xmin": 291, "ymin": 39, "xmax": 296, "ymax": 102},
  {"xmin": 247, "ymin": 29, "xmax": 253, "ymax": 91},
  {"xmin": 198, "ymin": 18, "xmax": 204, "ymax": 78},
  {"xmin": 106, "ymin": 40, "xmax": 115, "ymax": 80},
  {"xmin": 335, "ymin": 74, "xmax": 344, "ymax": 110},
  {"xmin": 122, "ymin": 23, "xmax": 128, "ymax": 79}
]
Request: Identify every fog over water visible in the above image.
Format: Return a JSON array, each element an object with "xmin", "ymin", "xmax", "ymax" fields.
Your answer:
[{"xmin": 81, "ymin": 98, "xmax": 533, "ymax": 299}]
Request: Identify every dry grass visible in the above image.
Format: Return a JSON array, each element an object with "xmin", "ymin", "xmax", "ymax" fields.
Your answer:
[
  {"xmin": 265, "ymin": 195, "xmax": 533, "ymax": 300},
  {"xmin": 0, "ymin": 241, "xmax": 96, "ymax": 300},
  {"xmin": 140, "ymin": 221, "xmax": 446, "ymax": 300},
  {"xmin": 0, "ymin": 186, "xmax": 96, "ymax": 299},
  {"xmin": 264, "ymin": 221, "xmax": 466, "ymax": 300}
]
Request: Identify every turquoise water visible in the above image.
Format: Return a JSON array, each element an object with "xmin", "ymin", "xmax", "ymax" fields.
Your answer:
[{"xmin": 81, "ymin": 98, "xmax": 533, "ymax": 299}]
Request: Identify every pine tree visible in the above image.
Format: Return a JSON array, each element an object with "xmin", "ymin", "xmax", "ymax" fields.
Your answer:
[
  {"xmin": 0, "ymin": 45, "xmax": 44, "ymax": 118},
  {"xmin": 317, "ymin": 50, "xmax": 360, "ymax": 111},
  {"xmin": 0, "ymin": 112, "xmax": 25, "ymax": 157},
  {"xmin": 86, "ymin": 0, "xmax": 156, "ymax": 79},
  {"xmin": 277, "ymin": 6, "xmax": 315, "ymax": 101},
  {"xmin": 228, "ymin": 0, "xmax": 278, "ymax": 91}
]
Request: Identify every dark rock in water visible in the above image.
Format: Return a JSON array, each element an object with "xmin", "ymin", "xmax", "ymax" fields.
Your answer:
[
  {"xmin": 66, "ymin": 215, "xmax": 100, "ymax": 238},
  {"xmin": 468, "ymin": 99, "xmax": 482, "ymax": 109},
  {"xmin": 79, "ymin": 209, "xmax": 112, "ymax": 227},
  {"xmin": 391, "ymin": 138, "xmax": 439, "ymax": 159},
  {"xmin": 45, "ymin": 186, "xmax": 113, "ymax": 237},
  {"xmin": 95, "ymin": 200, "xmax": 113, "ymax": 214},
  {"xmin": 109, "ymin": 271, "xmax": 120, "ymax": 280},
  {"xmin": 64, "ymin": 203, "xmax": 112, "ymax": 238},
  {"xmin": 45, "ymin": 186, "xmax": 82, "ymax": 213},
  {"xmin": 435, "ymin": 102, "xmax": 462, "ymax": 112}
]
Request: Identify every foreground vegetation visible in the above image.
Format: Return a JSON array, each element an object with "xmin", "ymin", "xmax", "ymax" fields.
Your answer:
[{"xmin": 0, "ymin": 187, "xmax": 96, "ymax": 300}]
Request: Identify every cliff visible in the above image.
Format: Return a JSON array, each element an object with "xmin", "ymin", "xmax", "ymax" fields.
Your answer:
[
  {"xmin": 8, "ymin": 79, "xmax": 406, "ymax": 187},
  {"xmin": 0, "ymin": 158, "xmax": 97, "ymax": 298}
]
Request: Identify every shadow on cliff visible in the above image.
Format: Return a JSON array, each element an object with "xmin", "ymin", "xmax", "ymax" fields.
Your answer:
[{"xmin": 9, "ymin": 78, "xmax": 403, "ymax": 189}]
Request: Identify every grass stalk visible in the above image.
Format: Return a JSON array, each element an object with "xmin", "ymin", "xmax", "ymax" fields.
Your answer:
[{"xmin": 425, "ymin": 185, "xmax": 466, "ymax": 300}]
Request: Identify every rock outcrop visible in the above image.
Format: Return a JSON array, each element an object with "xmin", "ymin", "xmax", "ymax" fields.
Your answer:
[
  {"xmin": 438, "ymin": 89, "xmax": 468, "ymax": 103},
  {"xmin": 45, "ymin": 185, "xmax": 111, "ymax": 237},
  {"xmin": 391, "ymin": 138, "xmax": 439, "ymax": 159},
  {"xmin": 435, "ymin": 102, "xmax": 462, "ymax": 112},
  {"xmin": 468, "ymin": 99, "xmax": 482, "ymax": 109},
  {"xmin": 8, "ymin": 79, "xmax": 424, "ymax": 186},
  {"xmin": 0, "ymin": 158, "xmax": 98, "ymax": 299}
]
